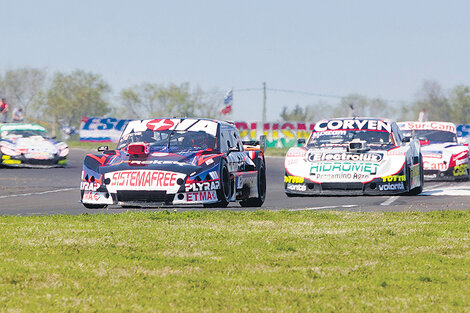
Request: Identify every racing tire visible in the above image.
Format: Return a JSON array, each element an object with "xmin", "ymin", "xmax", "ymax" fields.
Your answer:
[
  {"xmin": 240, "ymin": 161, "xmax": 266, "ymax": 207},
  {"xmin": 83, "ymin": 203, "xmax": 108, "ymax": 209},
  {"xmin": 204, "ymin": 160, "xmax": 231, "ymax": 208}
]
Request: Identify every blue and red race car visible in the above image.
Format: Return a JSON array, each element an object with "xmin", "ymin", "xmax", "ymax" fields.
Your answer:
[{"xmin": 80, "ymin": 118, "xmax": 266, "ymax": 208}]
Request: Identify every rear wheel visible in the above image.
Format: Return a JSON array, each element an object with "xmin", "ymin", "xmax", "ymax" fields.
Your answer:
[
  {"xmin": 204, "ymin": 161, "xmax": 231, "ymax": 208},
  {"xmin": 240, "ymin": 162, "xmax": 266, "ymax": 207}
]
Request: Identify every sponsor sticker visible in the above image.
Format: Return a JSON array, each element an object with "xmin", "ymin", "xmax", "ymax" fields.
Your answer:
[
  {"xmin": 287, "ymin": 184, "xmax": 307, "ymax": 191},
  {"xmin": 314, "ymin": 119, "xmax": 391, "ymax": 132},
  {"xmin": 378, "ymin": 182, "xmax": 405, "ymax": 191},
  {"xmin": 401, "ymin": 122, "xmax": 456, "ymax": 133},
  {"xmin": 423, "ymin": 161, "xmax": 447, "ymax": 170},
  {"xmin": 186, "ymin": 191, "xmax": 217, "ymax": 202},
  {"xmin": 311, "ymin": 172, "xmax": 369, "ymax": 180},
  {"xmin": 80, "ymin": 182, "xmax": 100, "ymax": 191},
  {"xmin": 453, "ymin": 164, "xmax": 468, "ymax": 176},
  {"xmin": 284, "ymin": 176, "xmax": 304, "ymax": 184},
  {"xmin": 146, "ymin": 119, "xmax": 175, "ymax": 131},
  {"xmin": 307, "ymin": 152, "xmax": 383, "ymax": 162},
  {"xmin": 381, "ymin": 175, "xmax": 406, "ymax": 182},
  {"xmin": 286, "ymin": 149, "xmax": 306, "ymax": 158},
  {"xmin": 186, "ymin": 180, "xmax": 220, "ymax": 192},
  {"xmin": 109, "ymin": 170, "xmax": 180, "ymax": 188},
  {"xmin": 310, "ymin": 162, "xmax": 378, "ymax": 174}
]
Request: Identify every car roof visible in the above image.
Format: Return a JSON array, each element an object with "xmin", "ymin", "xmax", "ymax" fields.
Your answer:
[{"xmin": 0, "ymin": 123, "xmax": 47, "ymax": 132}]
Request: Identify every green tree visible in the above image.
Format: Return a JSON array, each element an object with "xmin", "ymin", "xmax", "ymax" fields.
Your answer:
[
  {"xmin": 332, "ymin": 94, "xmax": 396, "ymax": 119},
  {"xmin": 118, "ymin": 82, "xmax": 222, "ymax": 119},
  {"xmin": 280, "ymin": 104, "xmax": 308, "ymax": 121},
  {"xmin": 0, "ymin": 67, "xmax": 47, "ymax": 118},
  {"xmin": 37, "ymin": 70, "xmax": 111, "ymax": 132},
  {"xmin": 448, "ymin": 85, "xmax": 470, "ymax": 124},
  {"xmin": 400, "ymin": 80, "xmax": 450, "ymax": 121}
]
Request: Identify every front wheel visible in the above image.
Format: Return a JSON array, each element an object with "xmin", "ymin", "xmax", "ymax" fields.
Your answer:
[
  {"xmin": 204, "ymin": 161, "xmax": 231, "ymax": 208},
  {"xmin": 240, "ymin": 162, "xmax": 266, "ymax": 207}
]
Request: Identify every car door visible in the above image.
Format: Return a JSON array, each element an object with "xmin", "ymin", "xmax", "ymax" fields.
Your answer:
[{"xmin": 221, "ymin": 125, "xmax": 245, "ymax": 173}]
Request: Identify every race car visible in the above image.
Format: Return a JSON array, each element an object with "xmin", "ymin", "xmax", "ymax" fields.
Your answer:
[
  {"xmin": 0, "ymin": 123, "xmax": 69, "ymax": 167},
  {"xmin": 398, "ymin": 121, "xmax": 469, "ymax": 180},
  {"xmin": 285, "ymin": 117, "xmax": 424, "ymax": 196},
  {"xmin": 80, "ymin": 118, "xmax": 266, "ymax": 208}
]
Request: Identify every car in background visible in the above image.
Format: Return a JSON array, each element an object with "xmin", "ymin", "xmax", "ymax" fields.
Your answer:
[
  {"xmin": 0, "ymin": 123, "xmax": 68, "ymax": 167},
  {"xmin": 284, "ymin": 117, "xmax": 424, "ymax": 196},
  {"xmin": 398, "ymin": 121, "xmax": 469, "ymax": 180},
  {"xmin": 80, "ymin": 118, "xmax": 266, "ymax": 209}
]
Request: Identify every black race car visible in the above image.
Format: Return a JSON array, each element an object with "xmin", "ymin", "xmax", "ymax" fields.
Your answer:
[{"xmin": 80, "ymin": 118, "xmax": 266, "ymax": 208}]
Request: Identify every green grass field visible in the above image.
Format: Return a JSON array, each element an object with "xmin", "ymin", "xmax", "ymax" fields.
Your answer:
[{"xmin": 0, "ymin": 210, "xmax": 468, "ymax": 312}]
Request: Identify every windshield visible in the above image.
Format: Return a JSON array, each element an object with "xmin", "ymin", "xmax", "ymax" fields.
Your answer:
[
  {"xmin": 402, "ymin": 130, "xmax": 456, "ymax": 143},
  {"xmin": 307, "ymin": 130, "xmax": 393, "ymax": 148},
  {"xmin": 1, "ymin": 129, "xmax": 47, "ymax": 138},
  {"xmin": 117, "ymin": 129, "xmax": 217, "ymax": 151}
]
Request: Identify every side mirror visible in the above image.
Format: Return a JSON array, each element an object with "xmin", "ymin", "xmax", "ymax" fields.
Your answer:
[
  {"xmin": 259, "ymin": 135, "xmax": 267, "ymax": 152},
  {"xmin": 297, "ymin": 138, "xmax": 306, "ymax": 145},
  {"xmin": 97, "ymin": 146, "xmax": 109, "ymax": 152},
  {"xmin": 402, "ymin": 136, "xmax": 411, "ymax": 143}
]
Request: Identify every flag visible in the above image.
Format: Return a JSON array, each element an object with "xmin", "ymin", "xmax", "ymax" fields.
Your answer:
[{"xmin": 220, "ymin": 89, "xmax": 233, "ymax": 115}]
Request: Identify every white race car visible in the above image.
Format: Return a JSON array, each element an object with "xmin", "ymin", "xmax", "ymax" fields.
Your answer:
[
  {"xmin": 0, "ymin": 123, "xmax": 68, "ymax": 167},
  {"xmin": 398, "ymin": 121, "xmax": 469, "ymax": 180},
  {"xmin": 285, "ymin": 117, "xmax": 424, "ymax": 196}
]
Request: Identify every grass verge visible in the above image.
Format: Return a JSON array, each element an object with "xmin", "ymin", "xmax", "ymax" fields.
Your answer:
[
  {"xmin": 264, "ymin": 147, "xmax": 290, "ymax": 157},
  {"xmin": 66, "ymin": 140, "xmax": 114, "ymax": 150},
  {"xmin": 1, "ymin": 210, "xmax": 468, "ymax": 312}
]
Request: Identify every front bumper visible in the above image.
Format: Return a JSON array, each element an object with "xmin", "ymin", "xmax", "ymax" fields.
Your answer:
[
  {"xmin": 1, "ymin": 154, "xmax": 67, "ymax": 167},
  {"xmin": 424, "ymin": 164, "xmax": 469, "ymax": 180},
  {"xmin": 285, "ymin": 176, "xmax": 408, "ymax": 196}
]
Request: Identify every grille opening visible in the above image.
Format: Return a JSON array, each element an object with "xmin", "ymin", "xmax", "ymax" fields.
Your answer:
[
  {"xmin": 117, "ymin": 190, "xmax": 168, "ymax": 203},
  {"xmin": 321, "ymin": 183, "xmax": 363, "ymax": 191}
]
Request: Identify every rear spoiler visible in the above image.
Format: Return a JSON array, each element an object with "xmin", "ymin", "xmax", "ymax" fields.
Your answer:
[{"xmin": 242, "ymin": 135, "xmax": 267, "ymax": 152}]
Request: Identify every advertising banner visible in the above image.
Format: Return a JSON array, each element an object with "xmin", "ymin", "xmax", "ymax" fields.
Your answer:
[
  {"xmin": 80, "ymin": 117, "xmax": 131, "ymax": 142},
  {"xmin": 80, "ymin": 117, "xmax": 315, "ymax": 147},
  {"xmin": 235, "ymin": 122, "xmax": 315, "ymax": 148}
]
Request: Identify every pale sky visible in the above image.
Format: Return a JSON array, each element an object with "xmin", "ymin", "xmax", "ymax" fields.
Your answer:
[{"xmin": 1, "ymin": 0, "xmax": 469, "ymax": 121}]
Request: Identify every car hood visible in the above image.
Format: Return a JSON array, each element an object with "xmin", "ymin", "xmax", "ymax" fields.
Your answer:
[
  {"xmin": 96, "ymin": 149, "xmax": 221, "ymax": 176},
  {"xmin": 3, "ymin": 136, "xmax": 59, "ymax": 154}
]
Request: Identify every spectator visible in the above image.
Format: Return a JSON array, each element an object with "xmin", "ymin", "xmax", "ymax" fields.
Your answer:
[
  {"xmin": 0, "ymin": 98, "xmax": 8, "ymax": 123},
  {"xmin": 12, "ymin": 107, "xmax": 25, "ymax": 122},
  {"xmin": 418, "ymin": 109, "xmax": 428, "ymax": 122}
]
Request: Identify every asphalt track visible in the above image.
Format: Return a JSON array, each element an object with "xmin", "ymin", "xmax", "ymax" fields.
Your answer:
[{"xmin": 1, "ymin": 149, "xmax": 469, "ymax": 215}]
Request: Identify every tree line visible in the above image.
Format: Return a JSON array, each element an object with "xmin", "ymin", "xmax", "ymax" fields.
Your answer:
[
  {"xmin": 0, "ymin": 67, "xmax": 225, "ymax": 136},
  {"xmin": 280, "ymin": 80, "xmax": 470, "ymax": 124},
  {"xmin": 1, "ymin": 67, "xmax": 470, "ymax": 136}
]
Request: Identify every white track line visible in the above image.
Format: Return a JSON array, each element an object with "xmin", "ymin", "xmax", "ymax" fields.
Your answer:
[
  {"xmin": 0, "ymin": 188, "xmax": 76, "ymax": 199},
  {"xmin": 288, "ymin": 204, "xmax": 358, "ymax": 211},
  {"xmin": 380, "ymin": 196, "xmax": 399, "ymax": 206}
]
